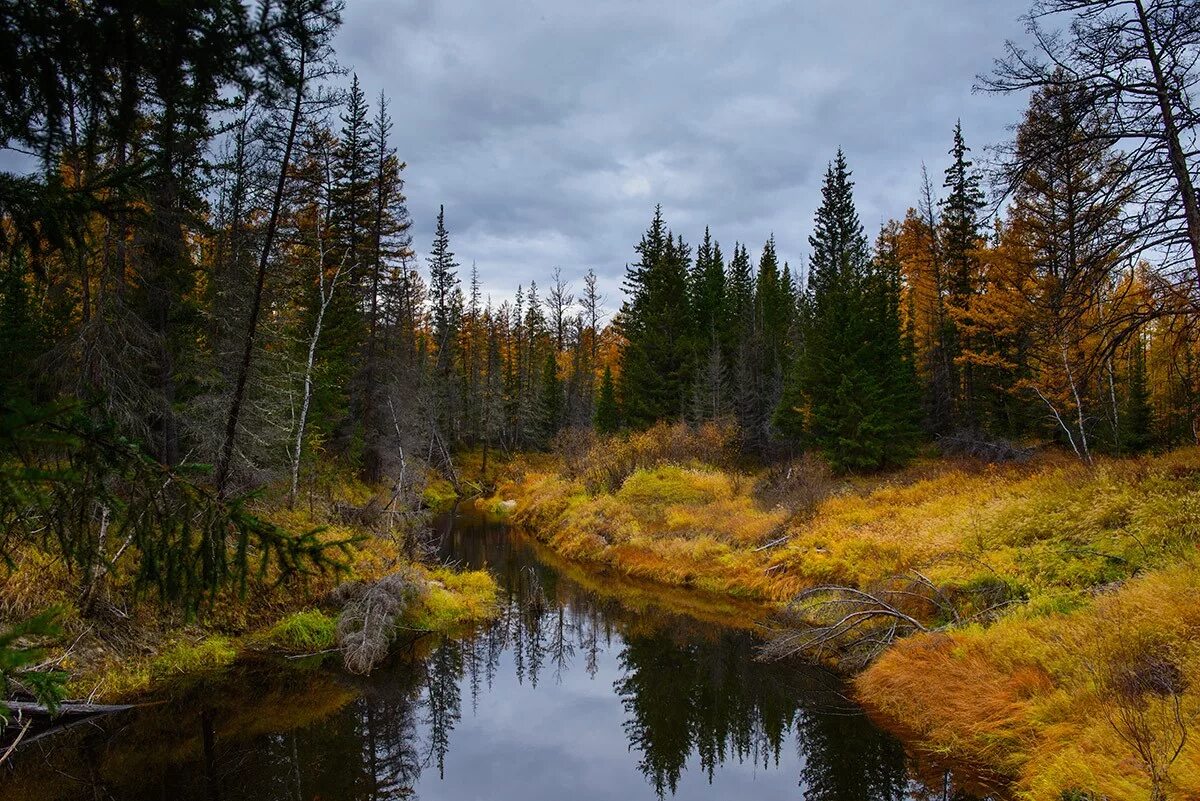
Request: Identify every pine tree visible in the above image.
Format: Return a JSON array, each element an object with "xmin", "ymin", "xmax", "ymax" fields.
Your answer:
[
  {"xmin": 1121, "ymin": 333, "xmax": 1154, "ymax": 453},
  {"xmin": 940, "ymin": 121, "xmax": 986, "ymax": 429},
  {"xmin": 360, "ymin": 91, "xmax": 411, "ymax": 482},
  {"xmin": 752, "ymin": 235, "xmax": 794, "ymax": 438},
  {"xmin": 777, "ymin": 151, "xmax": 919, "ymax": 470},
  {"xmin": 725, "ymin": 243, "xmax": 759, "ymax": 438},
  {"xmin": 689, "ymin": 227, "xmax": 727, "ymax": 346},
  {"xmin": 318, "ymin": 75, "xmax": 377, "ymax": 459},
  {"xmin": 539, "ymin": 351, "xmax": 564, "ymax": 443},
  {"xmin": 595, "ymin": 365, "xmax": 621, "ymax": 434},
  {"xmin": 689, "ymin": 228, "xmax": 728, "ymax": 421},
  {"xmin": 618, "ymin": 206, "xmax": 694, "ymax": 428},
  {"xmin": 428, "ymin": 205, "xmax": 463, "ymax": 439}
]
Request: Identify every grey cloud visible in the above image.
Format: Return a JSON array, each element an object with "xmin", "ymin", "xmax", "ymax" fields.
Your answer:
[{"xmin": 336, "ymin": 0, "xmax": 1033, "ymax": 307}]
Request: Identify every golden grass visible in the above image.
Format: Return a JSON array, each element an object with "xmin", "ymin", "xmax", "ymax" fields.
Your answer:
[
  {"xmin": 499, "ymin": 447, "xmax": 1200, "ymax": 607},
  {"xmin": 491, "ymin": 443, "xmax": 1200, "ymax": 799},
  {"xmin": 494, "ymin": 461, "xmax": 790, "ymax": 599},
  {"xmin": 859, "ymin": 562, "xmax": 1200, "ymax": 800},
  {"xmin": 405, "ymin": 565, "xmax": 499, "ymax": 632},
  {"xmin": 769, "ymin": 451, "xmax": 1200, "ymax": 605}
]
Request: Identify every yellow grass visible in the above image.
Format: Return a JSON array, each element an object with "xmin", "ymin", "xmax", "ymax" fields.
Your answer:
[
  {"xmin": 492, "ymin": 442, "xmax": 1200, "ymax": 799},
  {"xmin": 859, "ymin": 562, "xmax": 1200, "ymax": 800}
]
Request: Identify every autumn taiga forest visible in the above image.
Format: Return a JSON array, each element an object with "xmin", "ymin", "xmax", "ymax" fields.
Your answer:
[{"xmin": 3, "ymin": 2, "xmax": 1200, "ymax": 800}]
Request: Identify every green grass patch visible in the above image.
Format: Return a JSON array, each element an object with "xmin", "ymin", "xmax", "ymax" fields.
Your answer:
[
  {"xmin": 405, "ymin": 567, "xmax": 498, "ymax": 632},
  {"xmin": 422, "ymin": 478, "xmax": 459, "ymax": 509},
  {"xmin": 149, "ymin": 636, "xmax": 237, "ymax": 682},
  {"xmin": 261, "ymin": 609, "xmax": 336, "ymax": 653}
]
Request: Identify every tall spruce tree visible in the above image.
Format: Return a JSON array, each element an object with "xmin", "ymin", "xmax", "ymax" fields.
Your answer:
[
  {"xmin": 753, "ymin": 236, "xmax": 794, "ymax": 438},
  {"xmin": 940, "ymin": 121, "xmax": 986, "ymax": 430},
  {"xmin": 618, "ymin": 206, "xmax": 694, "ymax": 428},
  {"xmin": 428, "ymin": 205, "xmax": 463, "ymax": 439},
  {"xmin": 1121, "ymin": 333, "xmax": 1154, "ymax": 454},
  {"xmin": 776, "ymin": 151, "xmax": 919, "ymax": 470},
  {"xmin": 539, "ymin": 350, "xmax": 564, "ymax": 442},
  {"xmin": 689, "ymin": 227, "xmax": 729, "ymax": 421},
  {"xmin": 726, "ymin": 243, "xmax": 759, "ymax": 438}
]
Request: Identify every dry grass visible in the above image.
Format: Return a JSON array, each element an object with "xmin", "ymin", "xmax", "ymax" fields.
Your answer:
[
  {"xmin": 859, "ymin": 562, "xmax": 1200, "ymax": 801},
  {"xmin": 491, "ymin": 439, "xmax": 1200, "ymax": 799}
]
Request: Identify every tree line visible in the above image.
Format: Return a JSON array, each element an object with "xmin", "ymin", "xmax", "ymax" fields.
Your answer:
[{"xmin": 5, "ymin": 0, "xmax": 1200, "ymax": 514}]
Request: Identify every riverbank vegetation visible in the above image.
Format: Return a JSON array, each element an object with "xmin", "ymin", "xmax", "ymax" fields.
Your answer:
[
  {"xmin": 487, "ymin": 423, "xmax": 1200, "ymax": 799},
  {"xmin": 6, "ymin": 0, "xmax": 1200, "ymax": 798}
]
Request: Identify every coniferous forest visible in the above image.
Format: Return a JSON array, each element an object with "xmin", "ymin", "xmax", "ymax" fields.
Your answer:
[
  {"xmin": 3, "ymin": 1, "xmax": 1197, "ymax": 488},
  {"xmin": 6, "ymin": 2, "xmax": 1200, "ymax": 801}
]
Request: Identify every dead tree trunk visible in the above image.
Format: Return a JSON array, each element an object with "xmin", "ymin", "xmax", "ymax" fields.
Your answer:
[{"xmin": 217, "ymin": 46, "xmax": 307, "ymax": 496}]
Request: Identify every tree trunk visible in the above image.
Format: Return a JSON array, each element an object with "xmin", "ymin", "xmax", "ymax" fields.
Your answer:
[
  {"xmin": 1134, "ymin": 0, "xmax": 1200, "ymax": 294},
  {"xmin": 216, "ymin": 47, "xmax": 306, "ymax": 496},
  {"xmin": 290, "ymin": 250, "xmax": 344, "ymax": 508}
]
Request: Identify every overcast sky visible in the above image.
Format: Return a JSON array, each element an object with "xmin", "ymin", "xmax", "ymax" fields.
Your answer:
[{"xmin": 335, "ymin": 0, "xmax": 1034, "ymax": 311}]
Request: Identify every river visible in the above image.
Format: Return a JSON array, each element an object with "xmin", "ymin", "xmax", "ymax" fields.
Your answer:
[{"xmin": 1, "ymin": 509, "xmax": 981, "ymax": 800}]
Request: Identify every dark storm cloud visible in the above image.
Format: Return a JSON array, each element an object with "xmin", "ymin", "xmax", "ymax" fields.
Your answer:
[{"xmin": 335, "ymin": 0, "xmax": 1032, "ymax": 307}]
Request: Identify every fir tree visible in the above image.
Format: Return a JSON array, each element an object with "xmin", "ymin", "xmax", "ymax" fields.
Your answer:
[
  {"xmin": 777, "ymin": 151, "xmax": 919, "ymax": 470},
  {"xmin": 940, "ymin": 121, "xmax": 986, "ymax": 429},
  {"xmin": 618, "ymin": 206, "xmax": 694, "ymax": 427},
  {"xmin": 595, "ymin": 364, "xmax": 621, "ymax": 434},
  {"xmin": 428, "ymin": 205, "xmax": 463, "ymax": 438},
  {"xmin": 539, "ymin": 351, "xmax": 564, "ymax": 443},
  {"xmin": 1121, "ymin": 333, "xmax": 1154, "ymax": 454}
]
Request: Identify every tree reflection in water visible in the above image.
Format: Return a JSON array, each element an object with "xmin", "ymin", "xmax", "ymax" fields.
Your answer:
[{"xmin": 2, "ymin": 513, "xmax": 980, "ymax": 801}]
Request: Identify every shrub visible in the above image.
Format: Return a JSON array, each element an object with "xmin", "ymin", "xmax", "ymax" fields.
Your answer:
[
  {"xmin": 580, "ymin": 420, "xmax": 739, "ymax": 494},
  {"xmin": 754, "ymin": 452, "xmax": 836, "ymax": 517}
]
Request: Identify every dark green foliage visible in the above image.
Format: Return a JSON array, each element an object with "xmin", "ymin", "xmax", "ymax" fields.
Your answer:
[
  {"xmin": 0, "ymin": 608, "xmax": 68, "ymax": 721},
  {"xmin": 1121, "ymin": 336, "xmax": 1154, "ymax": 454},
  {"xmin": 940, "ymin": 121, "xmax": 986, "ymax": 430},
  {"xmin": 428, "ymin": 205, "xmax": 464, "ymax": 440},
  {"xmin": 595, "ymin": 365, "xmax": 621, "ymax": 434},
  {"xmin": 689, "ymin": 227, "xmax": 727, "ymax": 347},
  {"xmin": 429, "ymin": 206, "xmax": 462, "ymax": 361},
  {"xmin": 539, "ymin": 351, "xmax": 564, "ymax": 442},
  {"xmin": 777, "ymin": 151, "xmax": 919, "ymax": 471},
  {"xmin": 0, "ymin": 401, "xmax": 354, "ymax": 615},
  {"xmin": 318, "ymin": 74, "xmax": 376, "ymax": 450},
  {"xmin": 0, "ymin": 256, "xmax": 41, "ymax": 399},
  {"xmin": 619, "ymin": 207, "xmax": 694, "ymax": 428}
]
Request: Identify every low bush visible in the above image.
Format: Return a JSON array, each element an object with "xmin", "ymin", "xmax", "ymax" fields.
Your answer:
[{"xmin": 575, "ymin": 420, "xmax": 739, "ymax": 494}]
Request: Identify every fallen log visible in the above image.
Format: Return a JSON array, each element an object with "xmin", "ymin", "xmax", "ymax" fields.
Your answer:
[
  {"xmin": 4, "ymin": 700, "xmax": 137, "ymax": 717},
  {"xmin": 2, "ymin": 700, "xmax": 155, "ymax": 754}
]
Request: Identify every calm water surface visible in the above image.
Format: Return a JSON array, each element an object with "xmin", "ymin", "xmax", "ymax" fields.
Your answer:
[{"xmin": 2, "ymin": 511, "xmax": 980, "ymax": 801}]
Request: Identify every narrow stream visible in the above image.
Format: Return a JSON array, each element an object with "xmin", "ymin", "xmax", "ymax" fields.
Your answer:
[{"xmin": 1, "ymin": 510, "xmax": 979, "ymax": 800}]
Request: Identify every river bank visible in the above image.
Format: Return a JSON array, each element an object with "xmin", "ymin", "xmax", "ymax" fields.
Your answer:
[
  {"xmin": 1, "ymin": 509, "xmax": 951, "ymax": 801},
  {"xmin": 7, "ymin": 435, "xmax": 1200, "ymax": 800},
  {"xmin": 0, "ymin": 477, "xmax": 498, "ymax": 707},
  {"xmin": 480, "ymin": 430, "xmax": 1200, "ymax": 800}
]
